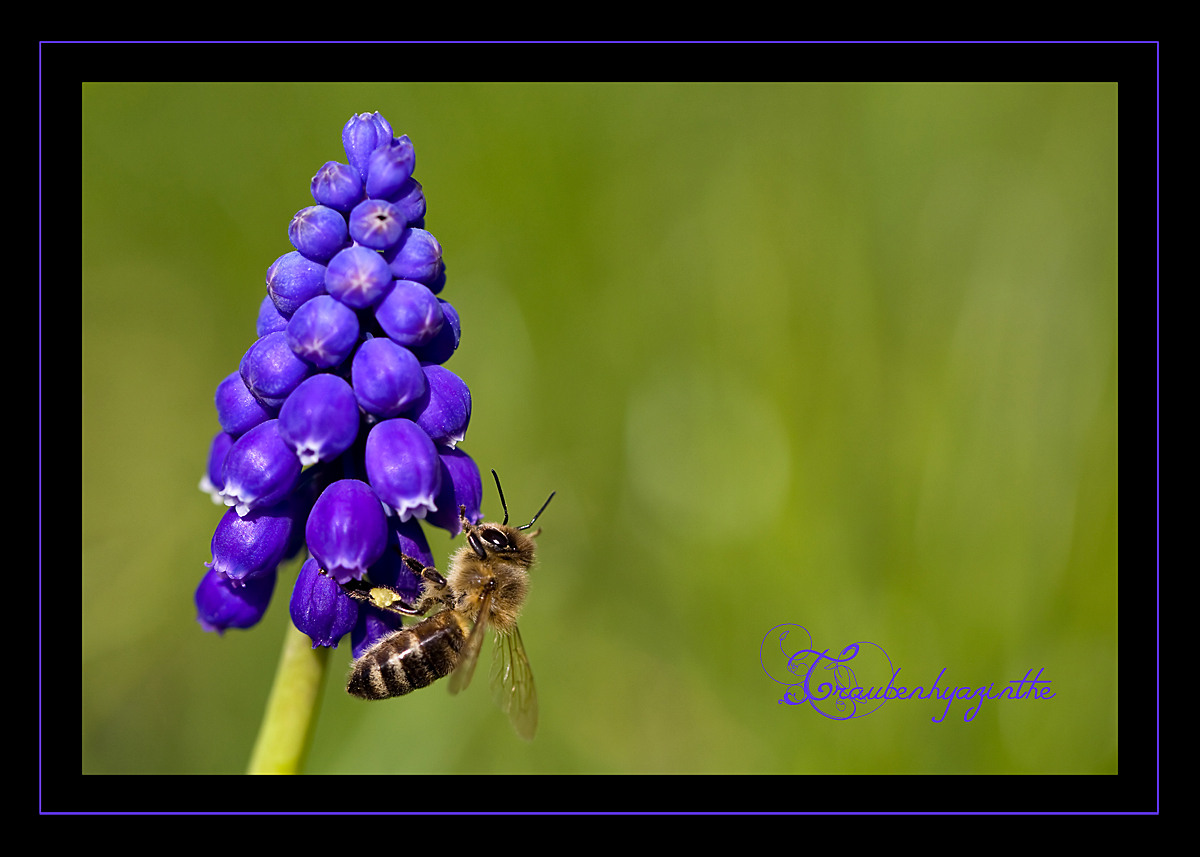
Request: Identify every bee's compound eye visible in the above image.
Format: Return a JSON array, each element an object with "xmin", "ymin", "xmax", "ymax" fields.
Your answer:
[{"xmin": 481, "ymin": 528, "xmax": 512, "ymax": 550}]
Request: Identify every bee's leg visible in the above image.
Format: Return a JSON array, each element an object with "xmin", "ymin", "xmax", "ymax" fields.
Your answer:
[
  {"xmin": 395, "ymin": 554, "xmax": 451, "ymax": 615},
  {"xmin": 336, "ymin": 575, "xmax": 426, "ymax": 616},
  {"xmin": 400, "ymin": 554, "xmax": 447, "ymax": 589}
]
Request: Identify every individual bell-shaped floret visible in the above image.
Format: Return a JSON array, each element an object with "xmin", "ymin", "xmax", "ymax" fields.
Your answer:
[
  {"xmin": 407, "ymin": 364, "xmax": 471, "ymax": 448},
  {"xmin": 351, "ymin": 336, "xmax": 426, "ymax": 419},
  {"xmin": 325, "ymin": 244, "xmax": 394, "ymax": 310},
  {"xmin": 266, "ymin": 251, "xmax": 328, "ymax": 316},
  {"xmin": 365, "ymin": 135, "xmax": 416, "ymax": 201},
  {"xmin": 288, "ymin": 205, "xmax": 350, "ymax": 263},
  {"xmin": 383, "ymin": 228, "xmax": 443, "ymax": 286},
  {"xmin": 240, "ymin": 331, "xmax": 312, "ymax": 410},
  {"xmin": 343, "ymin": 112, "xmax": 393, "ymax": 182},
  {"xmin": 375, "ymin": 279, "xmax": 444, "ymax": 348},
  {"xmin": 195, "ymin": 567, "xmax": 277, "ymax": 634},
  {"xmin": 425, "ymin": 446, "xmax": 484, "ymax": 536},
  {"xmin": 311, "ymin": 160, "xmax": 364, "ymax": 212},
  {"xmin": 290, "ymin": 557, "xmax": 359, "ymax": 648},
  {"xmin": 349, "ymin": 199, "xmax": 407, "ymax": 251},
  {"xmin": 305, "ymin": 478, "xmax": 389, "ymax": 584},
  {"xmin": 220, "ymin": 419, "xmax": 302, "ymax": 517},
  {"xmin": 411, "ymin": 299, "xmax": 461, "ymax": 365},
  {"xmin": 278, "ymin": 374, "xmax": 360, "ymax": 466},
  {"xmin": 285, "ymin": 294, "xmax": 360, "ymax": 369},
  {"xmin": 206, "ymin": 501, "xmax": 293, "ymax": 582},
  {"xmin": 364, "ymin": 418, "xmax": 442, "ymax": 522},
  {"xmin": 215, "ymin": 370, "xmax": 276, "ymax": 438}
]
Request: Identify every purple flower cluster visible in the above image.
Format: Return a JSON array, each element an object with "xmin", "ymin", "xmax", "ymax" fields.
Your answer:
[{"xmin": 196, "ymin": 112, "xmax": 482, "ymax": 656}]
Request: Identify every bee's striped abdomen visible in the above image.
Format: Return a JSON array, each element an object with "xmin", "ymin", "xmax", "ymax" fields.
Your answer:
[{"xmin": 347, "ymin": 610, "xmax": 469, "ymax": 700}]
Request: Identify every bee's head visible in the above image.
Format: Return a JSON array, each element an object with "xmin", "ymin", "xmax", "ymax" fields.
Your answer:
[
  {"xmin": 468, "ymin": 524, "xmax": 517, "ymax": 559},
  {"xmin": 465, "ymin": 471, "xmax": 554, "ymax": 561},
  {"xmin": 461, "ymin": 471, "xmax": 554, "ymax": 567}
]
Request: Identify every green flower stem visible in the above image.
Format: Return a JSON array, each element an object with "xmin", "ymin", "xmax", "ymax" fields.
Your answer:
[{"xmin": 247, "ymin": 620, "xmax": 329, "ymax": 774}]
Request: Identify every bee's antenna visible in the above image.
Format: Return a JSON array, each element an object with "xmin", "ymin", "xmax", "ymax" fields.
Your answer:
[
  {"xmin": 518, "ymin": 491, "xmax": 556, "ymax": 531},
  {"xmin": 491, "ymin": 469, "xmax": 509, "ymax": 526}
]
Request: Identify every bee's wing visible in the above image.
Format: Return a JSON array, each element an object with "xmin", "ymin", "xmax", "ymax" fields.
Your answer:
[
  {"xmin": 490, "ymin": 624, "xmax": 538, "ymax": 741},
  {"xmin": 448, "ymin": 589, "xmax": 492, "ymax": 696}
]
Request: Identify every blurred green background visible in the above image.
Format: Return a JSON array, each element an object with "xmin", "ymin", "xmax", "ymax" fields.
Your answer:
[{"xmin": 82, "ymin": 83, "xmax": 1116, "ymax": 774}]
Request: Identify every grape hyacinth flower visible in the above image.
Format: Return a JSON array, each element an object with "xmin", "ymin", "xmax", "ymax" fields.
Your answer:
[
  {"xmin": 325, "ymin": 244, "xmax": 394, "ymax": 309},
  {"xmin": 196, "ymin": 567, "xmax": 277, "ymax": 634},
  {"xmin": 288, "ymin": 205, "xmax": 350, "ymax": 262},
  {"xmin": 409, "ymin": 364, "xmax": 472, "ymax": 448},
  {"xmin": 310, "ymin": 160, "xmax": 364, "ymax": 212},
  {"xmin": 290, "ymin": 557, "xmax": 360, "ymax": 647},
  {"xmin": 220, "ymin": 420, "xmax": 302, "ymax": 516},
  {"xmin": 207, "ymin": 502, "xmax": 293, "ymax": 581},
  {"xmin": 278, "ymin": 374, "xmax": 360, "ymax": 466},
  {"xmin": 375, "ymin": 279, "xmax": 444, "ymax": 348},
  {"xmin": 196, "ymin": 111, "xmax": 487, "ymax": 674},
  {"xmin": 266, "ymin": 251, "xmax": 327, "ymax": 316},
  {"xmin": 351, "ymin": 335, "xmax": 426, "ymax": 418},
  {"xmin": 364, "ymin": 417, "xmax": 442, "ymax": 521},
  {"xmin": 285, "ymin": 296, "xmax": 360, "ymax": 369},
  {"xmin": 240, "ymin": 331, "xmax": 313, "ymax": 409}
]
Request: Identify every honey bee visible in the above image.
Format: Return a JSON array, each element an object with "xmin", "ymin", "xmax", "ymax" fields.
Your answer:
[{"xmin": 343, "ymin": 471, "xmax": 554, "ymax": 741}]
